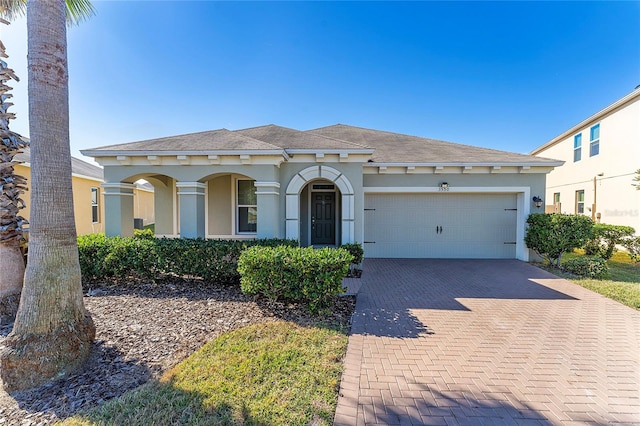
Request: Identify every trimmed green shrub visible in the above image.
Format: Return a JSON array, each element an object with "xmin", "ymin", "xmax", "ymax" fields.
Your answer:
[
  {"xmin": 103, "ymin": 236, "xmax": 157, "ymax": 279},
  {"xmin": 78, "ymin": 234, "xmax": 157, "ymax": 280},
  {"xmin": 525, "ymin": 213, "xmax": 594, "ymax": 267},
  {"xmin": 340, "ymin": 243, "xmax": 364, "ymax": 265},
  {"xmin": 584, "ymin": 224, "xmax": 636, "ymax": 260},
  {"xmin": 77, "ymin": 234, "xmax": 112, "ymax": 279},
  {"xmin": 238, "ymin": 246, "xmax": 352, "ymax": 313},
  {"xmin": 563, "ymin": 256, "xmax": 609, "ymax": 279},
  {"xmin": 77, "ymin": 235, "xmax": 296, "ymax": 283}
]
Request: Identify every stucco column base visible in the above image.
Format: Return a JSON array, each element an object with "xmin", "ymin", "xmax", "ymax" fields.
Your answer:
[
  {"xmin": 102, "ymin": 183, "xmax": 135, "ymax": 237},
  {"xmin": 255, "ymin": 181, "xmax": 281, "ymax": 239},
  {"xmin": 177, "ymin": 182, "xmax": 206, "ymax": 239}
]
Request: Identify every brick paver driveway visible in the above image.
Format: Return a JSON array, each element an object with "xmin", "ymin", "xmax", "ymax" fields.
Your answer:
[{"xmin": 335, "ymin": 259, "xmax": 640, "ymax": 425}]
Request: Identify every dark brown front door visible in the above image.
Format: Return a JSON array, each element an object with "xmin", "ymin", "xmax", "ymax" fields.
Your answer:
[{"xmin": 311, "ymin": 192, "xmax": 335, "ymax": 245}]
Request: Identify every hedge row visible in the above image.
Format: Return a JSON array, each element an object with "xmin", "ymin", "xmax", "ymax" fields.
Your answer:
[
  {"xmin": 238, "ymin": 246, "xmax": 353, "ymax": 313},
  {"xmin": 77, "ymin": 233, "xmax": 297, "ymax": 284},
  {"xmin": 563, "ymin": 256, "xmax": 609, "ymax": 279}
]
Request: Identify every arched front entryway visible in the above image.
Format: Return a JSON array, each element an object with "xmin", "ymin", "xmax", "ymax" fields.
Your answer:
[{"xmin": 285, "ymin": 165, "xmax": 354, "ymax": 245}]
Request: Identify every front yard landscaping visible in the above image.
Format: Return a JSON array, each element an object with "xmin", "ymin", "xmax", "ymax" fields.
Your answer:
[
  {"xmin": 0, "ymin": 280, "xmax": 354, "ymax": 425},
  {"xmin": 62, "ymin": 321, "xmax": 348, "ymax": 426},
  {"xmin": 548, "ymin": 250, "xmax": 640, "ymax": 311}
]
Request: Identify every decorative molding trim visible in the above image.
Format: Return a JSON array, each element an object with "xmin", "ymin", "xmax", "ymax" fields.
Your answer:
[
  {"xmin": 284, "ymin": 165, "xmax": 356, "ymax": 243},
  {"xmin": 116, "ymin": 155, "xmax": 130, "ymax": 165}
]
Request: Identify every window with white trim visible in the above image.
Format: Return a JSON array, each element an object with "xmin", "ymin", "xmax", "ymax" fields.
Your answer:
[
  {"xmin": 589, "ymin": 124, "xmax": 600, "ymax": 157},
  {"xmin": 575, "ymin": 190, "xmax": 585, "ymax": 214},
  {"xmin": 573, "ymin": 134, "xmax": 582, "ymax": 162},
  {"xmin": 237, "ymin": 180, "xmax": 257, "ymax": 233},
  {"xmin": 91, "ymin": 187, "xmax": 99, "ymax": 223}
]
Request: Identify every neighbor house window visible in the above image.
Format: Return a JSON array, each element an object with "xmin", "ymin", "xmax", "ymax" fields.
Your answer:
[
  {"xmin": 91, "ymin": 187, "xmax": 99, "ymax": 223},
  {"xmin": 237, "ymin": 180, "xmax": 257, "ymax": 233},
  {"xmin": 590, "ymin": 124, "xmax": 600, "ymax": 157},
  {"xmin": 553, "ymin": 192, "xmax": 561, "ymax": 212},
  {"xmin": 575, "ymin": 190, "xmax": 585, "ymax": 214},
  {"xmin": 573, "ymin": 134, "xmax": 582, "ymax": 162}
]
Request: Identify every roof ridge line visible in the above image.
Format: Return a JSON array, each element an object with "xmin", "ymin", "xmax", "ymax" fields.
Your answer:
[{"xmin": 306, "ymin": 125, "xmax": 373, "ymax": 149}]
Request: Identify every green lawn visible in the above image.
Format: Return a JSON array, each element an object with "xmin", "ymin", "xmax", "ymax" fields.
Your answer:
[
  {"xmin": 61, "ymin": 321, "xmax": 348, "ymax": 426},
  {"xmin": 557, "ymin": 251, "xmax": 640, "ymax": 310}
]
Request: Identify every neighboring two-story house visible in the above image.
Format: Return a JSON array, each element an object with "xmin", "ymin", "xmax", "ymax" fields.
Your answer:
[{"xmin": 531, "ymin": 87, "xmax": 640, "ymax": 233}]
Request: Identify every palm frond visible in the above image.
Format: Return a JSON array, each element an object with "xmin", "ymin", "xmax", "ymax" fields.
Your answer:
[
  {"xmin": 0, "ymin": 0, "xmax": 94, "ymax": 26},
  {"xmin": 0, "ymin": 0, "xmax": 25, "ymax": 21},
  {"xmin": 64, "ymin": 0, "xmax": 95, "ymax": 25}
]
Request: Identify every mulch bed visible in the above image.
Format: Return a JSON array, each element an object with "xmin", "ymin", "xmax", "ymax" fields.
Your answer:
[{"xmin": 0, "ymin": 280, "xmax": 355, "ymax": 425}]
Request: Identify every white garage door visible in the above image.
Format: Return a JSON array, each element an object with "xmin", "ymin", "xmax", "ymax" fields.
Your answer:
[{"xmin": 364, "ymin": 193, "xmax": 518, "ymax": 258}]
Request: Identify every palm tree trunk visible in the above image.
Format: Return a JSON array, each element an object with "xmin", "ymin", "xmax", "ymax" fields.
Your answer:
[{"xmin": 0, "ymin": 0, "xmax": 95, "ymax": 391}]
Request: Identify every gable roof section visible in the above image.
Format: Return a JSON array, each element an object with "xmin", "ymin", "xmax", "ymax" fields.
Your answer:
[
  {"xmin": 531, "ymin": 86, "xmax": 640, "ymax": 155},
  {"xmin": 309, "ymin": 124, "xmax": 559, "ymax": 165},
  {"xmin": 83, "ymin": 128, "xmax": 283, "ymax": 156},
  {"xmin": 15, "ymin": 146, "xmax": 104, "ymax": 181}
]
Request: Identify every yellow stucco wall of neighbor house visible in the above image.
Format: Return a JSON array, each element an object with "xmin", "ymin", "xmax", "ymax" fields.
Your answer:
[
  {"xmin": 13, "ymin": 163, "xmax": 155, "ymax": 236},
  {"xmin": 13, "ymin": 163, "xmax": 31, "ymax": 225},
  {"xmin": 71, "ymin": 175, "xmax": 106, "ymax": 235}
]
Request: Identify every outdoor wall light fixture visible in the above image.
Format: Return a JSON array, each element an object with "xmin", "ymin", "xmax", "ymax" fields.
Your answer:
[
  {"xmin": 533, "ymin": 196, "xmax": 544, "ymax": 208},
  {"xmin": 439, "ymin": 182, "xmax": 449, "ymax": 191}
]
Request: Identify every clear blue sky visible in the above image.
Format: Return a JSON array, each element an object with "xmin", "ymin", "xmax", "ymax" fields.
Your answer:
[{"xmin": 2, "ymin": 1, "xmax": 639, "ymax": 162}]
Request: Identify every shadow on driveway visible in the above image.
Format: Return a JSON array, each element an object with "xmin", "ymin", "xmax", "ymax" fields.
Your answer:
[{"xmin": 353, "ymin": 259, "xmax": 577, "ymax": 338}]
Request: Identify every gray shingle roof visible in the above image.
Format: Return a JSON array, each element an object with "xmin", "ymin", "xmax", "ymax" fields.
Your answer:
[
  {"xmin": 83, "ymin": 124, "xmax": 560, "ymax": 165},
  {"xmin": 308, "ymin": 124, "xmax": 558, "ymax": 164},
  {"xmin": 235, "ymin": 124, "xmax": 371, "ymax": 150},
  {"xmin": 86, "ymin": 128, "xmax": 282, "ymax": 153},
  {"xmin": 15, "ymin": 146, "xmax": 104, "ymax": 180}
]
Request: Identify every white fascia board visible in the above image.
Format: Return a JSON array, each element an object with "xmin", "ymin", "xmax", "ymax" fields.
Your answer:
[
  {"xmin": 71, "ymin": 173, "xmax": 104, "ymax": 183},
  {"xmin": 81, "ymin": 149, "xmax": 287, "ymax": 157},
  {"xmin": 285, "ymin": 149, "xmax": 375, "ymax": 155},
  {"xmin": 363, "ymin": 161, "xmax": 564, "ymax": 168},
  {"xmin": 531, "ymin": 87, "xmax": 640, "ymax": 155},
  {"xmin": 19, "ymin": 161, "xmax": 104, "ymax": 182}
]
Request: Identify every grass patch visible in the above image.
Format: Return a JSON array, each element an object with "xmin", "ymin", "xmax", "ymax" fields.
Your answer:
[
  {"xmin": 550, "ymin": 251, "xmax": 640, "ymax": 311},
  {"xmin": 61, "ymin": 321, "xmax": 348, "ymax": 426}
]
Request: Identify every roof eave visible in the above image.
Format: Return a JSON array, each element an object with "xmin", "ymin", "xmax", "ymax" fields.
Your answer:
[
  {"xmin": 81, "ymin": 149, "xmax": 287, "ymax": 157},
  {"xmin": 285, "ymin": 149, "xmax": 375, "ymax": 155},
  {"xmin": 363, "ymin": 161, "xmax": 565, "ymax": 167}
]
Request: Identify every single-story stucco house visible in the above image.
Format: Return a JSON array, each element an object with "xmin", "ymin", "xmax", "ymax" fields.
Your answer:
[{"xmin": 81, "ymin": 124, "xmax": 562, "ymax": 261}]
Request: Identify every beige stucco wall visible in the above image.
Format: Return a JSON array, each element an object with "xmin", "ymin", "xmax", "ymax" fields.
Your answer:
[
  {"xmin": 133, "ymin": 187, "xmax": 155, "ymax": 226},
  {"xmin": 207, "ymin": 175, "xmax": 232, "ymax": 236},
  {"xmin": 96, "ymin": 158, "xmax": 551, "ymax": 255},
  {"xmin": 536, "ymin": 96, "xmax": 640, "ymax": 232}
]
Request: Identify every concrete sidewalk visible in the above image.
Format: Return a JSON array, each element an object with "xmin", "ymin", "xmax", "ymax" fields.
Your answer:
[{"xmin": 334, "ymin": 259, "xmax": 640, "ymax": 425}]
